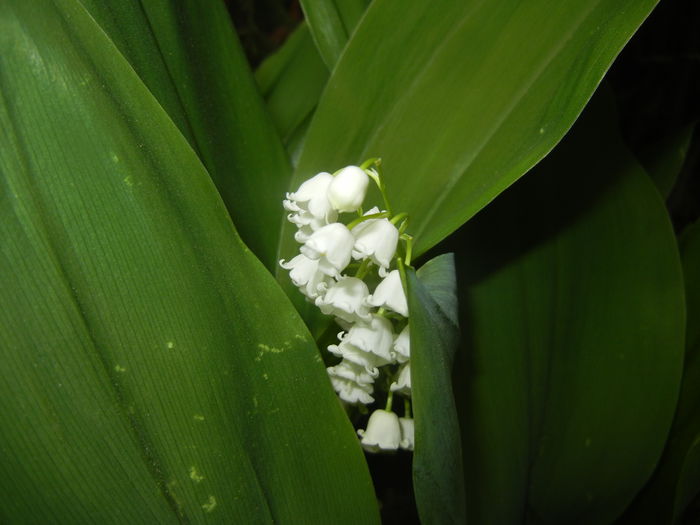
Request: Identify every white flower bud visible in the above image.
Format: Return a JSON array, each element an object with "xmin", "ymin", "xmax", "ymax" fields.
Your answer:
[
  {"xmin": 399, "ymin": 417, "xmax": 414, "ymax": 451},
  {"xmin": 327, "ymin": 166, "xmax": 369, "ymax": 212},
  {"xmin": 357, "ymin": 409, "xmax": 401, "ymax": 452},
  {"xmin": 300, "ymin": 223, "xmax": 355, "ymax": 277},
  {"xmin": 392, "ymin": 325, "xmax": 410, "ymax": 363},
  {"xmin": 351, "ymin": 211, "xmax": 399, "ymax": 276},
  {"xmin": 315, "ymin": 276, "xmax": 372, "ymax": 324},
  {"xmin": 366, "ymin": 270, "xmax": 409, "ymax": 317}
]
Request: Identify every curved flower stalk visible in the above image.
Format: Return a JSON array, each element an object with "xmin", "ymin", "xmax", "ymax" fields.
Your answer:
[{"xmin": 280, "ymin": 158, "xmax": 416, "ymax": 453}]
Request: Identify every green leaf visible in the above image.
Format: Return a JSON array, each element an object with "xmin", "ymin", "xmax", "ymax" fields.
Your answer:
[
  {"xmin": 0, "ymin": 1, "xmax": 379, "ymax": 522},
  {"xmin": 255, "ymin": 23, "xmax": 328, "ymax": 148},
  {"xmin": 289, "ymin": 0, "xmax": 660, "ymax": 260},
  {"xmin": 447, "ymin": 89, "xmax": 685, "ymax": 524},
  {"xmin": 619, "ymin": 219, "xmax": 700, "ymax": 524},
  {"xmin": 299, "ymin": 0, "xmax": 369, "ymax": 68},
  {"xmin": 407, "ymin": 254, "xmax": 465, "ymax": 525},
  {"xmin": 638, "ymin": 122, "xmax": 696, "ymax": 199},
  {"xmin": 78, "ymin": 0, "xmax": 291, "ymax": 269}
]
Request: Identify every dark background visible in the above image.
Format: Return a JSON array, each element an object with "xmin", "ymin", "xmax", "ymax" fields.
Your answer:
[{"xmin": 223, "ymin": 1, "xmax": 700, "ymax": 523}]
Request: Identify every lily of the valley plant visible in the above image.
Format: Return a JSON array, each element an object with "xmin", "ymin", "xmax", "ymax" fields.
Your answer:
[
  {"xmin": 281, "ymin": 160, "xmax": 415, "ymax": 451},
  {"xmin": 0, "ymin": 0, "xmax": 695, "ymax": 524}
]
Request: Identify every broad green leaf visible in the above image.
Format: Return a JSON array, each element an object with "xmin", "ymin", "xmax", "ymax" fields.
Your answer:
[
  {"xmin": 255, "ymin": 23, "xmax": 328, "ymax": 147},
  {"xmin": 407, "ymin": 254, "xmax": 465, "ymax": 525},
  {"xmin": 78, "ymin": 0, "xmax": 291, "ymax": 269},
  {"xmin": 0, "ymin": 1, "xmax": 379, "ymax": 522},
  {"xmin": 288, "ymin": 0, "xmax": 659, "ymax": 262},
  {"xmin": 446, "ymin": 90, "xmax": 685, "ymax": 524},
  {"xmin": 299, "ymin": 0, "xmax": 369, "ymax": 68},
  {"xmin": 638, "ymin": 123, "xmax": 695, "ymax": 199},
  {"xmin": 619, "ymin": 219, "xmax": 700, "ymax": 524}
]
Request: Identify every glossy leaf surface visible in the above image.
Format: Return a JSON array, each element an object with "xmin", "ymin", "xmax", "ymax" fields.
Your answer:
[
  {"xmin": 0, "ymin": 1, "xmax": 378, "ymax": 522},
  {"xmin": 255, "ymin": 23, "xmax": 328, "ymax": 148},
  {"xmin": 620, "ymin": 219, "xmax": 700, "ymax": 524},
  {"xmin": 446, "ymin": 91, "xmax": 685, "ymax": 524},
  {"xmin": 78, "ymin": 0, "xmax": 291, "ymax": 269},
  {"xmin": 288, "ymin": 0, "xmax": 660, "ymax": 261},
  {"xmin": 299, "ymin": 0, "xmax": 368, "ymax": 68},
  {"xmin": 407, "ymin": 255, "xmax": 465, "ymax": 525}
]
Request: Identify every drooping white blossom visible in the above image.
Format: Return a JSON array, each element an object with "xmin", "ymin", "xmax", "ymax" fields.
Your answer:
[
  {"xmin": 392, "ymin": 324, "xmax": 410, "ymax": 363},
  {"xmin": 351, "ymin": 209, "xmax": 399, "ymax": 276},
  {"xmin": 278, "ymin": 254, "xmax": 331, "ymax": 299},
  {"xmin": 300, "ymin": 223, "xmax": 355, "ymax": 277},
  {"xmin": 357, "ymin": 409, "xmax": 401, "ymax": 452},
  {"xmin": 399, "ymin": 417, "xmax": 414, "ymax": 451},
  {"xmin": 327, "ymin": 366, "xmax": 375, "ymax": 405},
  {"xmin": 390, "ymin": 361, "xmax": 411, "ymax": 396},
  {"xmin": 327, "ymin": 315, "xmax": 394, "ymax": 368},
  {"xmin": 315, "ymin": 276, "xmax": 372, "ymax": 323},
  {"xmin": 327, "ymin": 359, "xmax": 378, "ymax": 385},
  {"xmin": 366, "ymin": 269, "xmax": 409, "ymax": 317},
  {"xmin": 280, "ymin": 160, "xmax": 423, "ymax": 448},
  {"xmin": 284, "ymin": 172, "xmax": 337, "ymax": 240},
  {"xmin": 327, "ymin": 166, "xmax": 369, "ymax": 212}
]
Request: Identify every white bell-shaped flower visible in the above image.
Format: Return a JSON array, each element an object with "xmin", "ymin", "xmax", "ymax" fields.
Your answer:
[
  {"xmin": 284, "ymin": 173, "xmax": 338, "ymax": 240},
  {"xmin": 328, "ymin": 374, "xmax": 374, "ymax": 405},
  {"xmin": 390, "ymin": 362, "xmax": 411, "ymax": 396},
  {"xmin": 392, "ymin": 324, "xmax": 410, "ymax": 363},
  {"xmin": 357, "ymin": 409, "xmax": 401, "ymax": 452},
  {"xmin": 328, "ymin": 315, "xmax": 394, "ymax": 367},
  {"xmin": 327, "ymin": 360, "xmax": 377, "ymax": 386},
  {"xmin": 284, "ymin": 172, "xmax": 336, "ymax": 219},
  {"xmin": 279, "ymin": 254, "xmax": 331, "ymax": 299},
  {"xmin": 366, "ymin": 270, "xmax": 409, "ymax": 317},
  {"xmin": 327, "ymin": 166, "xmax": 369, "ymax": 212},
  {"xmin": 315, "ymin": 276, "xmax": 372, "ymax": 323},
  {"xmin": 351, "ymin": 211, "xmax": 399, "ymax": 276},
  {"xmin": 399, "ymin": 417, "xmax": 415, "ymax": 451},
  {"xmin": 301, "ymin": 223, "xmax": 355, "ymax": 277},
  {"xmin": 328, "ymin": 340, "xmax": 384, "ymax": 370}
]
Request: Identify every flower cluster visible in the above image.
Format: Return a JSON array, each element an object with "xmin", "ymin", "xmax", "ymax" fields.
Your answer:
[{"xmin": 280, "ymin": 160, "xmax": 414, "ymax": 452}]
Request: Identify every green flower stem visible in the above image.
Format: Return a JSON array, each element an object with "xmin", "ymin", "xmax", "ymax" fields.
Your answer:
[
  {"xmin": 359, "ymin": 157, "xmax": 381, "ymax": 170},
  {"xmin": 362, "ymin": 158, "xmax": 393, "ymax": 216},
  {"xmin": 385, "ymin": 389, "xmax": 394, "ymax": 412},
  {"xmin": 400, "ymin": 234, "xmax": 414, "ymax": 267},
  {"xmin": 390, "ymin": 212, "xmax": 408, "ymax": 225},
  {"xmin": 354, "ymin": 259, "xmax": 372, "ymax": 280},
  {"xmin": 404, "ymin": 398, "xmax": 412, "ymax": 419},
  {"xmin": 346, "ymin": 211, "xmax": 390, "ymax": 229}
]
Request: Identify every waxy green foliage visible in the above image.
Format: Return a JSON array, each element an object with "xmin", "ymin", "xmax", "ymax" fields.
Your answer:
[
  {"xmin": 286, "ymin": 0, "xmax": 660, "ymax": 260},
  {"xmin": 449, "ymin": 91, "xmax": 684, "ymax": 524},
  {"xmin": 0, "ymin": 0, "xmax": 688, "ymax": 522},
  {"xmin": 0, "ymin": 1, "xmax": 378, "ymax": 522}
]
